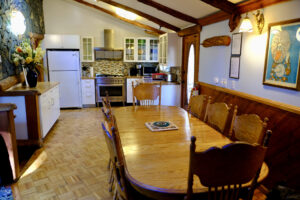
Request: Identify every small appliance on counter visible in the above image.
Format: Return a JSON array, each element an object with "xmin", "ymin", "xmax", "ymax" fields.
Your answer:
[
  {"xmin": 136, "ymin": 64, "xmax": 143, "ymax": 76},
  {"xmin": 165, "ymin": 73, "xmax": 177, "ymax": 82},
  {"xmin": 143, "ymin": 65, "xmax": 158, "ymax": 77},
  {"xmin": 129, "ymin": 66, "xmax": 137, "ymax": 76},
  {"xmin": 152, "ymin": 73, "xmax": 166, "ymax": 80}
]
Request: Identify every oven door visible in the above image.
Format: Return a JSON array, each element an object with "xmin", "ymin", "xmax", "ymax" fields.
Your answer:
[{"xmin": 96, "ymin": 84, "xmax": 125, "ymax": 103}]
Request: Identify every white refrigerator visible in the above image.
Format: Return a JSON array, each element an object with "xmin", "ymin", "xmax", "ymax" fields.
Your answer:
[{"xmin": 47, "ymin": 50, "xmax": 82, "ymax": 108}]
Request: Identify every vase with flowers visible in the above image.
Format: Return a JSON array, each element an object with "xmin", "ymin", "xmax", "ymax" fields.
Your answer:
[{"xmin": 12, "ymin": 39, "xmax": 45, "ymax": 87}]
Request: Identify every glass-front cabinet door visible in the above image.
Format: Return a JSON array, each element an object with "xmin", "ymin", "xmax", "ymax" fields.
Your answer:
[
  {"xmin": 149, "ymin": 39, "xmax": 158, "ymax": 62},
  {"xmin": 137, "ymin": 38, "xmax": 147, "ymax": 61},
  {"xmin": 81, "ymin": 36, "xmax": 94, "ymax": 62},
  {"xmin": 124, "ymin": 38, "xmax": 135, "ymax": 62}
]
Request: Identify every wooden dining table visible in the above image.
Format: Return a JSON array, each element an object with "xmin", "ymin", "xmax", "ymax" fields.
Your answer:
[{"xmin": 113, "ymin": 106, "xmax": 269, "ymax": 200}]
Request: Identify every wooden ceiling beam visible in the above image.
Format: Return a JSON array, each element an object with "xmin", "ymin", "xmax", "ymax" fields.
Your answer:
[
  {"xmin": 97, "ymin": 0, "xmax": 180, "ymax": 32},
  {"xmin": 197, "ymin": 0, "xmax": 289, "ymax": 27},
  {"xmin": 198, "ymin": 11, "xmax": 231, "ymax": 26},
  {"xmin": 236, "ymin": 0, "xmax": 291, "ymax": 13},
  {"xmin": 177, "ymin": 25, "xmax": 201, "ymax": 37},
  {"xmin": 200, "ymin": 0, "xmax": 238, "ymax": 14},
  {"xmin": 137, "ymin": 0, "xmax": 199, "ymax": 24},
  {"xmin": 73, "ymin": 0, "xmax": 165, "ymax": 35}
]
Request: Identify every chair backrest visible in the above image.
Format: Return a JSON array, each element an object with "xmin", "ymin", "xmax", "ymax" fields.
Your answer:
[
  {"xmin": 229, "ymin": 107, "xmax": 269, "ymax": 145},
  {"xmin": 204, "ymin": 98, "xmax": 232, "ymax": 133},
  {"xmin": 185, "ymin": 136, "xmax": 267, "ymax": 200},
  {"xmin": 101, "ymin": 116, "xmax": 129, "ymax": 200},
  {"xmin": 132, "ymin": 82, "xmax": 162, "ymax": 106},
  {"xmin": 188, "ymin": 94, "xmax": 207, "ymax": 120},
  {"xmin": 101, "ymin": 96, "xmax": 113, "ymax": 123}
]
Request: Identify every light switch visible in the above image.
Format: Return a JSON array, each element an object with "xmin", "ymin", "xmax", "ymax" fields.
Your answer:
[{"xmin": 0, "ymin": 55, "xmax": 2, "ymax": 63}]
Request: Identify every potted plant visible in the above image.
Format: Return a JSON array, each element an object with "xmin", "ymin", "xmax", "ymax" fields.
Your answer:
[{"xmin": 11, "ymin": 39, "xmax": 45, "ymax": 87}]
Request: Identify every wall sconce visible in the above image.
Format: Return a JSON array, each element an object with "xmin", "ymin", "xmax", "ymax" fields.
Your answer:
[
  {"xmin": 239, "ymin": 13, "xmax": 253, "ymax": 33},
  {"xmin": 253, "ymin": 10, "xmax": 265, "ymax": 34},
  {"xmin": 10, "ymin": 10, "xmax": 26, "ymax": 36}
]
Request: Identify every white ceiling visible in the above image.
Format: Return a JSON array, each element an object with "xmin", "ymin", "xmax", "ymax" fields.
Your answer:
[{"xmin": 84, "ymin": 0, "xmax": 247, "ymax": 32}]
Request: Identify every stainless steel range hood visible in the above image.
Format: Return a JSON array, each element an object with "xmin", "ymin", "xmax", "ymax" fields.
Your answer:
[
  {"xmin": 104, "ymin": 29, "xmax": 114, "ymax": 50},
  {"xmin": 95, "ymin": 29, "xmax": 123, "ymax": 60}
]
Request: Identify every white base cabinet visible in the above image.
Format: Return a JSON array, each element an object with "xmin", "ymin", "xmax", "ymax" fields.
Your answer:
[
  {"xmin": 39, "ymin": 85, "xmax": 60, "ymax": 138},
  {"xmin": 161, "ymin": 85, "xmax": 181, "ymax": 106},
  {"xmin": 81, "ymin": 79, "xmax": 95, "ymax": 106},
  {"xmin": 126, "ymin": 78, "xmax": 144, "ymax": 103}
]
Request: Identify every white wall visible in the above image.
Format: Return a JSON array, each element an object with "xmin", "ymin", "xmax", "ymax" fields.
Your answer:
[
  {"xmin": 199, "ymin": 0, "xmax": 300, "ymax": 107},
  {"xmin": 43, "ymin": 0, "xmax": 150, "ymax": 48}
]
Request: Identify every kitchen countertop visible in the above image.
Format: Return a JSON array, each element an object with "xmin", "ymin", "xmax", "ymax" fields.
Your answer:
[
  {"xmin": 0, "ymin": 82, "xmax": 60, "ymax": 96},
  {"xmin": 81, "ymin": 76, "xmax": 95, "ymax": 80},
  {"xmin": 81, "ymin": 76, "xmax": 180, "ymax": 85}
]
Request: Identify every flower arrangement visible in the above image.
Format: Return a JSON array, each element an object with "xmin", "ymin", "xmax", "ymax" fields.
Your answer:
[{"xmin": 12, "ymin": 39, "xmax": 45, "ymax": 71}]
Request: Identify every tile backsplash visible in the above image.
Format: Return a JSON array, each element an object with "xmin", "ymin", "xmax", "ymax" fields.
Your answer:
[{"xmin": 82, "ymin": 61, "xmax": 158, "ymax": 76}]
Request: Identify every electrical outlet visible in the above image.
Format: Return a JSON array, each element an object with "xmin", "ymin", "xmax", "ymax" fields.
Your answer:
[
  {"xmin": 231, "ymin": 80, "xmax": 236, "ymax": 89},
  {"xmin": 221, "ymin": 78, "xmax": 227, "ymax": 88},
  {"xmin": 214, "ymin": 77, "xmax": 219, "ymax": 84}
]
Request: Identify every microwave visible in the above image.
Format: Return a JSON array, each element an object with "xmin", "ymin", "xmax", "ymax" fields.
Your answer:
[{"xmin": 143, "ymin": 66, "xmax": 158, "ymax": 76}]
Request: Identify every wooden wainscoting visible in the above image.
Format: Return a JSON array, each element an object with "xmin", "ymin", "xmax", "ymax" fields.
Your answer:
[{"xmin": 196, "ymin": 82, "xmax": 300, "ymax": 190}]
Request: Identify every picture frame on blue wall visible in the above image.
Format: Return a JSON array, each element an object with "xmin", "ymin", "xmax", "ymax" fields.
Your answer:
[
  {"xmin": 231, "ymin": 33, "xmax": 242, "ymax": 55},
  {"xmin": 263, "ymin": 18, "xmax": 300, "ymax": 90},
  {"xmin": 229, "ymin": 56, "xmax": 240, "ymax": 79}
]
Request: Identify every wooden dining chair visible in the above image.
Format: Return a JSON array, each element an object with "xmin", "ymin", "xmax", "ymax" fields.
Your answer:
[
  {"xmin": 204, "ymin": 98, "xmax": 232, "ymax": 133},
  {"xmin": 132, "ymin": 82, "xmax": 162, "ymax": 106},
  {"xmin": 102, "ymin": 116, "xmax": 149, "ymax": 200},
  {"xmin": 188, "ymin": 94, "xmax": 208, "ymax": 120},
  {"xmin": 102, "ymin": 118, "xmax": 129, "ymax": 200},
  {"xmin": 229, "ymin": 107, "xmax": 269, "ymax": 145},
  {"xmin": 185, "ymin": 136, "xmax": 267, "ymax": 200}
]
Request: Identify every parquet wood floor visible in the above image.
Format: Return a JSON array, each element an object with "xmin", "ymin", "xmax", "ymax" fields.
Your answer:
[{"xmin": 10, "ymin": 108, "xmax": 266, "ymax": 200}]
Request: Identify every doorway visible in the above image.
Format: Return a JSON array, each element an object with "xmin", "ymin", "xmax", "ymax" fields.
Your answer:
[{"xmin": 181, "ymin": 33, "xmax": 200, "ymax": 108}]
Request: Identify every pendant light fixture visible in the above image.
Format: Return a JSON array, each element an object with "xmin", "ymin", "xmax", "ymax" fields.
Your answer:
[{"xmin": 239, "ymin": 13, "xmax": 253, "ymax": 33}]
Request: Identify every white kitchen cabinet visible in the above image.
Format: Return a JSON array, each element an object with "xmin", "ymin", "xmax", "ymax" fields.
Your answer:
[
  {"xmin": 81, "ymin": 36, "xmax": 94, "ymax": 62},
  {"xmin": 81, "ymin": 79, "xmax": 95, "ymax": 106},
  {"xmin": 124, "ymin": 37, "xmax": 158, "ymax": 62},
  {"xmin": 126, "ymin": 78, "xmax": 143, "ymax": 103},
  {"xmin": 159, "ymin": 33, "xmax": 182, "ymax": 67},
  {"xmin": 39, "ymin": 85, "xmax": 60, "ymax": 138},
  {"xmin": 43, "ymin": 34, "xmax": 80, "ymax": 49},
  {"xmin": 161, "ymin": 84, "xmax": 181, "ymax": 106}
]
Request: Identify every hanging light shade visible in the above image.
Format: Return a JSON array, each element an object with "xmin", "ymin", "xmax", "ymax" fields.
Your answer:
[{"xmin": 239, "ymin": 14, "xmax": 253, "ymax": 33}]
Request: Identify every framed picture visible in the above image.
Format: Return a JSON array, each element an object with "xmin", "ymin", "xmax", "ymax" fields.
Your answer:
[
  {"xmin": 229, "ymin": 56, "xmax": 240, "ymax": 79},
  {"xmin": 231, "ymin": 33, "xmax": 242, "ymax": 55},
  {"xmin": 263, "ymin": 18, "xmax": 300, "ymax": 90}
]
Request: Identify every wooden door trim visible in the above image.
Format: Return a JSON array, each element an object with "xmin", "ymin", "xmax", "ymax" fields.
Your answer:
[{"xmin": 181, "ymin": 33, "xmax": 200, "ymax": 108}]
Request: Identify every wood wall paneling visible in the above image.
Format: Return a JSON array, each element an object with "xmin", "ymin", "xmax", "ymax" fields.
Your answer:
[{"xmin": 197, "ymin": 82, "xmax": 300, "ymax": 189}]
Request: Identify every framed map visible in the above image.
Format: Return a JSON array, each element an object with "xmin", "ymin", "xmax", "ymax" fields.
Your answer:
[{"xmin": 263, "ymin": 18, "xmax": 300, "ymax": 90}]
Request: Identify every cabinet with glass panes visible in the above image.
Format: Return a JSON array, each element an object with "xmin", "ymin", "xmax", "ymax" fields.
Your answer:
[
  {"xmin": 81, "ymin": 36, "xmax": 94, "ymax": 62},
  {"xmin": 124, "ymin": 38, "xmax": 135, "ymax": 62},
  {"xmin": 123, "ymin": 37, "xmax": 158, "ymax": 62}
]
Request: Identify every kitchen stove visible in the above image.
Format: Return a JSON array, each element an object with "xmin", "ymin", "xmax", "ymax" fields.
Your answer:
[{"xmin": 95, "ymin": 74, "xmax": 125, "ymax": 105}]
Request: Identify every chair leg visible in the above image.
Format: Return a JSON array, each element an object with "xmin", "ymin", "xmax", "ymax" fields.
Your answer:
[
  {"xmin": 113, "ymin": 186, "xmax": 118, "ymax": 200},
  {"xmin": 109, "ymin": 166, "xmax": 114, "ymax": 183},
  {"xmin": 107, "ymin": 158, "xmax": 111, "ymax": 170},
  {"xmin": 109, "ymin": 176, "xmax": 114, "ymax": 192}
]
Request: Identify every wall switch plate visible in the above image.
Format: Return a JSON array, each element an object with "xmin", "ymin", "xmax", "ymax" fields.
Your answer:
[
  {"xmin": 0, "ymin": 55, "xmax": 2, "ymax": 63},
  {"xmin": 221, "ymin": 78, "xmax": 227, "ymax": 88}
]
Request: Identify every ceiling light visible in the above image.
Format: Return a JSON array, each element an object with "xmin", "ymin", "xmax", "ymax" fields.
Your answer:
[
  {"xmin": 115, "ymin": 8, "xmax": 137, "ymax": 21},
  {"xmin": 239, "ymin": 13, "xmax": 253, "ymax": 33},
  {"xmin": 10, "ymin": 10, "xmax": 26, "ymax": 36}
]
